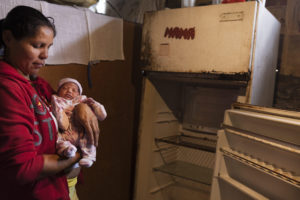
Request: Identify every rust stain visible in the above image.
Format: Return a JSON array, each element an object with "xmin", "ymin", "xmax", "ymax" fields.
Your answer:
[
  {"xmin": 143, "ymin": 70, "xmax": 250, "ymax": 82},
  {"xmin": 140, "ymin": 30, "xmax": 153, "ymax": 69}
]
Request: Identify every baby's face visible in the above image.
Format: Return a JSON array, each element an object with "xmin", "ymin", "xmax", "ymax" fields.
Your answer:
[{"xmin": 58, "ymin": 82, "xmax": 80, "ymax": 100}]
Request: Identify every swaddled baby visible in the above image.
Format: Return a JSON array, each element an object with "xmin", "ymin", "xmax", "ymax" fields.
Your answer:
[{"xmin": 52, "ymin": 78, "xmax": 107, "ymax": 167}]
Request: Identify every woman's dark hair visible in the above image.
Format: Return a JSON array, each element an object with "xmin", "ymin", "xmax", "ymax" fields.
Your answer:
[{"xmin": 0, "ymin": 5, "xmax": 56, "ymax": 47}]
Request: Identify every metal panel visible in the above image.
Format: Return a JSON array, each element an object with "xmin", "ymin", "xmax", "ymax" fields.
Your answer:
[
  {"xmin": 249, "ymin": 3, "xmax": 281, "ymax": 106},
  {"xmin": 141, "ymin": 2, "xmax": 257, "ymax": 74}
]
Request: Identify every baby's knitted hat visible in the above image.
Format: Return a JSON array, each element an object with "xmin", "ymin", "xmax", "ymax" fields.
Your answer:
[{"xmin": 58, "ymin": 78, "xmax": 82, "ymax": 95}]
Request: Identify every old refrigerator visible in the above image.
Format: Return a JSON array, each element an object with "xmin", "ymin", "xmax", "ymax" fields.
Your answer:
[{"xmin": 134, "ymin": 1, "xmax": 281, "ymax": 200}]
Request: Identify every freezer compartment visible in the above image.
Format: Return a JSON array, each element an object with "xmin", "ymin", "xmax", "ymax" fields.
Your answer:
[
  {"xmin": 141, "ymin": 1, "xmax": 258, "ymax": 74},
  {"xmin": 146, "ymin": 74, "xmax": 246, "ymax": 132}
]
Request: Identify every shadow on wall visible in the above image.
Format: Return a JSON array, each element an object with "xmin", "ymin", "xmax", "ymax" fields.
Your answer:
[{"xmin": 274, "ymin": 74, "xmax": 300, "ymax": 111}]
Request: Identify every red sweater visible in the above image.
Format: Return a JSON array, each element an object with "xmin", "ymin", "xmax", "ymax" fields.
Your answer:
[{"xmin": 0, "ymin": 61, "xmax": 70, "ymax": 200}]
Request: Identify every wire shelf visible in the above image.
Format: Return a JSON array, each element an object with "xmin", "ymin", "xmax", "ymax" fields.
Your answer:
[
  {"xmin": 155, "ymin": 134, "xmax": 217, "ymax": 153},
  {"xmin": 153, "ymin": 161, "xmax": 213, "ymax": 185}
]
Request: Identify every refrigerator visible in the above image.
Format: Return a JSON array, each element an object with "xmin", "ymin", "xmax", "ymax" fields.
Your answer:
[{"xmin": 133, "ymin": 1, "xmax": 281, "ymax": 200}]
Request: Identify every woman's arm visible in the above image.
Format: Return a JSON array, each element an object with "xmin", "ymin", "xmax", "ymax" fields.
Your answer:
[
  {"xmin": 0, "ymin": 80, "xmax": 81, "ymax": 185},
  {"xmin": 66, "ymin": 166, "xmax": 81, "ymax": 179},
  {"xmin": 38, "ymin": 152, "xmax": 81, "ymax": 179}
]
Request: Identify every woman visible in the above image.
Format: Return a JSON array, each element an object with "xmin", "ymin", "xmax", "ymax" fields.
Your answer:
[{"xmin": 0, "ymin": 5, "xmax": 99, "ymax": 200}]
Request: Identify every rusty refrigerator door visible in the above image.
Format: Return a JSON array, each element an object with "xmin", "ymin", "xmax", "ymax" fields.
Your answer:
[
  {"xmin": 211, "ymin": 103, "xmax": 300, "ymax": 200},
  {"xmin": 134, "ymin": 1, "xmax": 280, "ymax": 200}
]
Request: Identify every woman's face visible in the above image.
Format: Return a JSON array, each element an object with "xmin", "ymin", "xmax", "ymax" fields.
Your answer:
[
  {"xmin": 58, "ymin": 82, "xmax": 80, "ymax": 100},
  {"xmin": 4, "ymin": 26, "xmax": 54, "ymax": 79}
]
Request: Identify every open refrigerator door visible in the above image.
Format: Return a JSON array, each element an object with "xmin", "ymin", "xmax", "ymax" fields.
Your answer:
[{"xmin": 211, "ymin": 103, "xmax": 300, "ymax": 199}]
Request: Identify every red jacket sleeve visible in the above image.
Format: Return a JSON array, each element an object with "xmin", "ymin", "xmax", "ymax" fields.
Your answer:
[{"xmin": 0, "ymin": 80, "xmax": 44, "ymax": 185}]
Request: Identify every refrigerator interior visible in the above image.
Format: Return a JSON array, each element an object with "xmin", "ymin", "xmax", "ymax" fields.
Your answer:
[{"xmin": 134, "ymin": 73, "xmax": 247, "ymax": 200}]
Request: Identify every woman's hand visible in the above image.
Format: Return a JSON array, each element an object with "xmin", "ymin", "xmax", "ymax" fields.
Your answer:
[
  {"xmin": 73, "ymin": 103, "xmax": 100, "ymax": 147},
  {"xmin": 66, "ymin": 166, "xmax": 81, "ymax": 179},
  {"xmin": 39, "ymin": 152, "xmax": 81, "ymax": 179}
]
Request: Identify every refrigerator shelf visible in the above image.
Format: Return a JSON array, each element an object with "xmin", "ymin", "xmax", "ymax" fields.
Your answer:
[
  {"xmin": 211, "ymin": 105, "xmax": 300, "ymax": 200},
  {"xmin": 220, "ymin": 147, "xmax": 300, "ymax": 186},
  {"xmin": 217, "ymin": 175, "xmax": 269, "ymax": 200},
  {"xmin": 155, "ymin": 135, "xmax": 217, "ymax": 153},
  {"xmin": 153, "ymin": 160, "xmax": 213, "ymax": 185}
]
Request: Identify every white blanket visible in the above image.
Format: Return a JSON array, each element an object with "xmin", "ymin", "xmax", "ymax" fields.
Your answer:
[
  {"xmin": 86, "ymin": 11, "xmax": 124, "ymax": 61},
  {"xmin": 0, "ymin": 0, "xmax": 124, "ymax": 65}
]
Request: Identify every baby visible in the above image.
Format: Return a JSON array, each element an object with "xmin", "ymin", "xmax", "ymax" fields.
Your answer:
[{"xmin": 51, "ymin": 78, "xmax": 107, "ymax": 167}]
